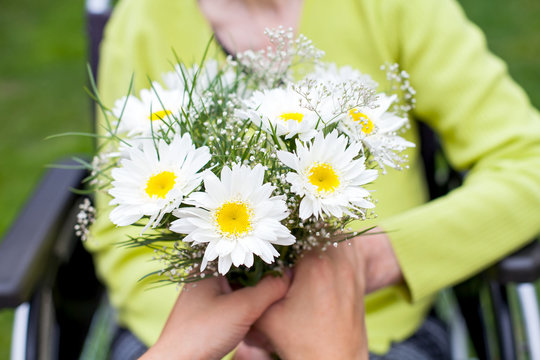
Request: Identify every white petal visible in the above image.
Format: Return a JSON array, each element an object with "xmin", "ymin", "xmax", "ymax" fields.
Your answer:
[
  {"xmin": 169, "ymin": 218, "xmax": 197, "ymax": 234},
  {"xmin": 218, "ymin": 255, "xmax": 233, "ymax": 274},
  {"xmin": 215, "ymin": 239, "xmax": 236, "ymax": 255},
  {"xmin": 231, "ymin": 245, "xmax": 246, "ymax": 267},
  {"xmin": 243, "ymin": 252, "xmax": 254, "ymax": 268},
  {"xmin": 277, "ymin": 151, "xmax": 298, "ymax": 170},
  {"xmin": 299, "ymin": 197, "xmax": 313, "ymax": 220},
  {"xmin": 204, "ymin": 241, "xmax": 219, "ymax": 261},
  {"xmin": 109, "ymin": 205, "xmax": 143, "ymax": 226}
]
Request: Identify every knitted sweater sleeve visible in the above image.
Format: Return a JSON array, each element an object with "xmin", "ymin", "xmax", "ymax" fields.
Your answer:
[{"xmin": 378, "ymin": 0, "xmax": 540, "ymax": 302}]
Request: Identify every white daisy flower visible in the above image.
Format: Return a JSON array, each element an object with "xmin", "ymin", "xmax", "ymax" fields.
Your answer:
[
  {"xmin": 339, "ymin": 93, "xmax": 415, "ymax": 170},
  {"xmin": 163, "ymin": 60, "xmax": 236, "ymax": 94},
  {"xmin": 170, "ymin": 164, "xmax": 295, "ymax": 275},
  {"xmin": 237, "ymin": 86, "xmax": 322, "ymax": 141},
  {"xmin": 108, "ymin": 134, "xmax": 211, "ymax": 231},
  {"xmin": 111, "ymin": 82, "xmax": 184, "ymax": 137},
  {"xmin": 308, "ymin": 62, "xmax": 378, "ymax": 89},
  {"xmin": 277, "ymin": 130, "xmax": 378, "ymax": 220}
]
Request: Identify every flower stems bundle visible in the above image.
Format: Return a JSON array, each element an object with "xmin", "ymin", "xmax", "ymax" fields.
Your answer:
[{"xmin": 85, "ymin": 27, "xmax": 415, "ymax": 286}]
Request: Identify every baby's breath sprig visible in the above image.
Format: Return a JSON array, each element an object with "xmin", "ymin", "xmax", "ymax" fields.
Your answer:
[
  {"xmin": 380, "ymin": 63, "xmax": 416, "ymax": 117},
  {"xmin": 75, "ymin": 198, "xmax": 96, "ymax": 241},
  {"xmin": 236, "ymin": 26, "xmax": 324, "ymax": 89}
]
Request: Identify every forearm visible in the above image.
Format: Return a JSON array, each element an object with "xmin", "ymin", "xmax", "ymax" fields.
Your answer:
[{"xmin": 361, "ymin": 0, "xmax": 540, "ymax": 302}]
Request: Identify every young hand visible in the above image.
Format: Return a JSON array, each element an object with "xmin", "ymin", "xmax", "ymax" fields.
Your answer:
[{"xmin": 141, "ymin": 274, "xmax": 290, "ymax": 360}]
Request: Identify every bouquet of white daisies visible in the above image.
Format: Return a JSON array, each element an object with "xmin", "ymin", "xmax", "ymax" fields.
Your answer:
[{"xmin": 82, "ymin": 28, "xmax": 415, "ymax": 286}]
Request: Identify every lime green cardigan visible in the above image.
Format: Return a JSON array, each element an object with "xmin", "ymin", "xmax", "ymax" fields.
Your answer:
[{"xmin": 87, "ymin": 0, "xmax": 540, "ymax": 354}]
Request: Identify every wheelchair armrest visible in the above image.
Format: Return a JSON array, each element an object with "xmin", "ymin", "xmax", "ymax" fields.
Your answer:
[
  {"xmin": 490, "ymin": 240, "xmax": 540, "ymax": 284},
  {"xmin": 0, "ymin": 159, "xmax": 88, "ymax": 308}
]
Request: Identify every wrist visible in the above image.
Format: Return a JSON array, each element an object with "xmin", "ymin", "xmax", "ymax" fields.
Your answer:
[{"xmin": 355, "ymin": 227, "xmax": 403, "ymax": 293}]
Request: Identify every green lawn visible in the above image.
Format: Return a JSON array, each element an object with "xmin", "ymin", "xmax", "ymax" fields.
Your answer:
[
  {"xmin": 0, "ymin": 0, "xmax": 538, "ymax": 358},
  {"xmin": 0, "ymin": 0, "xmax": 92, "ymax": 358},
  {"xmin": 459, "ymin": 0, "xmax": 540, "ymax": 107}
]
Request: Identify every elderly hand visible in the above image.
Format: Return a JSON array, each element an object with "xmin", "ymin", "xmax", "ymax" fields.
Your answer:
[
  {"xmin": 255, "ymin": 242, "xmax": 369, "ymax": 360},
  {"xmin": 356, "ymin": 227, "xmax": 403, "ymax": 294}
]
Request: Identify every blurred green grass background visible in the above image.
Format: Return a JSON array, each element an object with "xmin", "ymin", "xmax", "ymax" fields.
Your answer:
[
  {"xmin": 0, "ymin": 0, "xmax": 538, "ymax": 358},
  {"xmin": 0, "ymin": 0, "xmax": 92, "ymax": 357}
]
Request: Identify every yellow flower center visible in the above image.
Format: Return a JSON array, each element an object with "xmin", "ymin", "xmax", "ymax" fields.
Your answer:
[
  {"xmin": 308, "ymin": 163, "xmax": 340, "ymax": 193},
  {"xmin": 215, "ymin": 201, "xmax": 253, "ymax": 236},
  {"xmin": 279, "ymin": 112, "xmax": 304, "ymax": 123},
  {"xmin": 145, "ymin": 171, "xmax": 176, "ymax": 198},
  {"xmin": 349, "ymin": 109, "xmax": 374, "ymax": 135},
  {"xmin": 149, "ymin": 109, "xmax": 172, "ymax": 121}
]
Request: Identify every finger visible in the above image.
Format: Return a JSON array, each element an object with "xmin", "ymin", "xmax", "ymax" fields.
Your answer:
[
  {"xmin": 244, "ymin": 327, "xmax": 274, "ymax": 353},
  {"xmin": 234, "ymin": 341, "xmax": 273, "ymax": 360},
  {"xmin": 224, "ymin": 273, "xmax": 290, "ymax": 320},
  {"xmin": 292, "ymin": 250, "xmax": 330, "ymax": 282},
  {"xmin": 178, "ymin": 276, "xmax": 222, "ymax": 304},
  {"xmin": 319, "ymin": 238, "xmax": 362, "ymax": 279},
  {"xmin": 159, "ymin": 278, "xmax": 221, "ymax": 341}
]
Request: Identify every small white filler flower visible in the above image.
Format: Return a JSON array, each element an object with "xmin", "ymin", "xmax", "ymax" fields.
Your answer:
[
  {"xmin": 339, "ymin": 93, "xmax": 415, "ymax": 170},
  {"xmin": 277, "ymin": 130, "xmax": 378, "ymax": 220},
  {"xmin": 170, "ymin": 164, "xmax": 295, "ymax": 275},
  {"xmin": 108, "ymin": 134, "xmax": 211, "ymax": 231}
]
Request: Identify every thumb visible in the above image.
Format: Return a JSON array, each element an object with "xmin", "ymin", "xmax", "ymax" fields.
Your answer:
[{"xmin": 225, "ymin": 274, "xmax": 290, "ymax": 321}]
